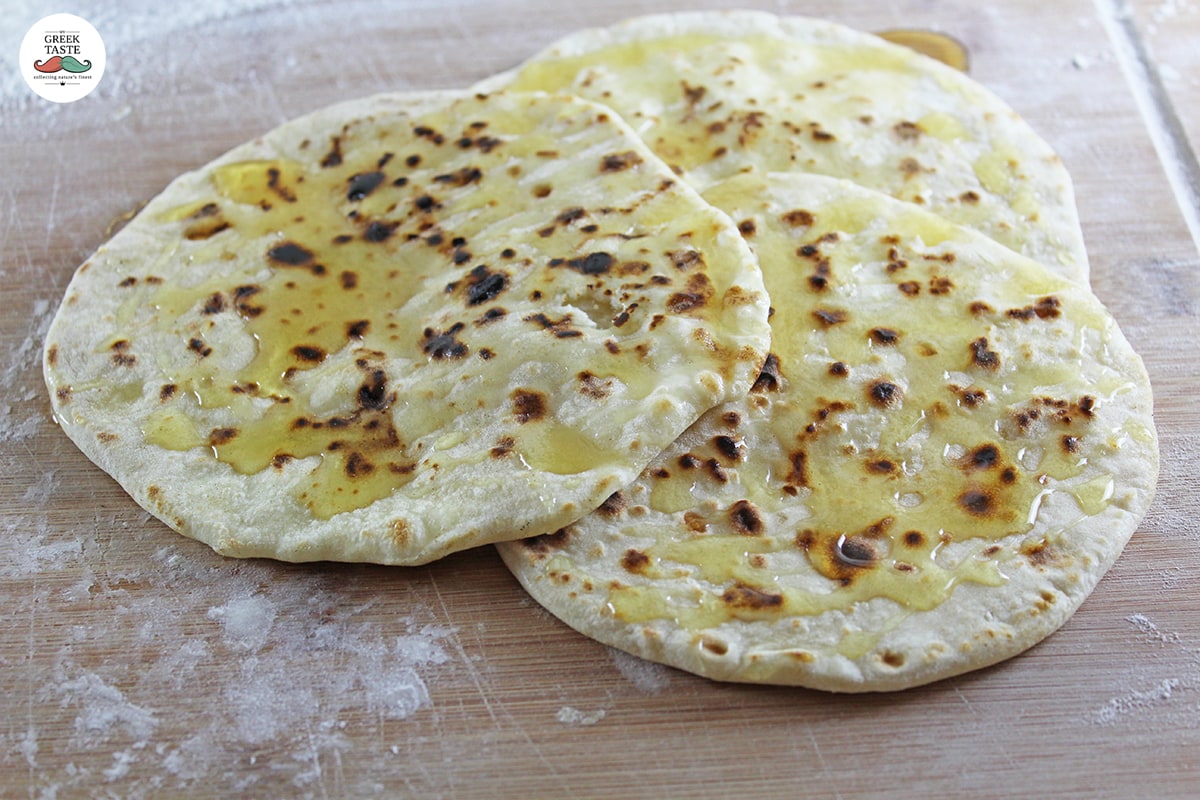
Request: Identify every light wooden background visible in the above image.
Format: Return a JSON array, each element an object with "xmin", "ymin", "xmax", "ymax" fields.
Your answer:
[{"xmin": 2, "ymin": 1, "xmax": 1198, "ymax": 797}]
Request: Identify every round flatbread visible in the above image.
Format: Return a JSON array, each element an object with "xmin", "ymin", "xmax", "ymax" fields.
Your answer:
[
  {"xmin": 498, "ymin": 173, "xmax": 1157, "ymax": 691},
  {"xmin": 43, "ymin": 90, "xmax": 771, "ymax": 565},
  {"xmin": 477, "ymin": 10, "xmax": 1090, "ymax": 282}
]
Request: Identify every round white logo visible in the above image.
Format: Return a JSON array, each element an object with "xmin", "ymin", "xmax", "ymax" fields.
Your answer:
[{"xmin": 19, "ymin": 13, "xmax": 106, "ymax": 103}]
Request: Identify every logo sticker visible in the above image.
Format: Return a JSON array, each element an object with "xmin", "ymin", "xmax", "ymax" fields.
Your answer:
[{"xmin": 20, "ymin": 13, "xmax": 106, "ymax": 103}]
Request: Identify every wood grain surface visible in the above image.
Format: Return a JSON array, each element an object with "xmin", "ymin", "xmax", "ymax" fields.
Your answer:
[{"xmin": 2, "ymin": 1, "xmax": 1198, "ymax": 798}]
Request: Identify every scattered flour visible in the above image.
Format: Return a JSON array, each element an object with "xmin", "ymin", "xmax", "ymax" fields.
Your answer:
[
  {"xmin": 1090, "ymin": 678, "xmax": 1182, "ymax": 726},
  {"xmin": 0, "ymin": 297, "xmax": 55, "ymax": 448},
  {"xmin": 0, "ymin": 299, "xmax": 52, "ymax": 388},
  {"xmin": 0, "ymin": 407, "xmax": 42, "ymax": 444},
  {"xmin": 4, "ymin": 521, "xmax": 461, "ymax": 796},
  {"xmin": 207, "ymin": 594, "xmax": 277, "ymax": 653},
  {"xmin": 103, "ymin": 748, "xmax": 138, "ymax": 782},
  {"xmin": 1157, "ymin": 62, "xmax": 1184, "ymax": 83},
  {"xmin": 0, "ymin": 516, "xmax": 84, "ymax": 579},
  {"xmin": 1150, "ymin": 0, "xmax": 1197, "ymax": 24},
  {"xmin": 1085, "ymin": 613, "xmax": 1200, "ymax": 727},
  {"xmin": 58, "ymin": 672, "xmax": 160, "ymax": 746},
  {"xmin": 17, "ymin": 726, "xmax": 39, "ymax": 768},
  {"xmin": 609, "ymin": 647, "xmax": 672, "ymax": 694},
  {"xmin": 1126, "ymin": 612, "xmax": 1184, "ymax": 645},
  {"xmin": 556, "ymin": 706, "xmax": 606, "ymax": 727},
  {"xmin": 21, "ymin": 471, "xmax": 60, "ymax": 506}
]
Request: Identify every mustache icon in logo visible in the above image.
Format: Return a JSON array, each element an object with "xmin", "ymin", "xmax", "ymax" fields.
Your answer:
[{"xmin": 34, "ymin": 55, "xmax": 92, "ymax": 73}]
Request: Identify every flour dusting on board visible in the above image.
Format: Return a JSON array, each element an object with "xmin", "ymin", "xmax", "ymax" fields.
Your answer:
[
  {"xmin": 556, "ymin": 706, "xmax": 606, "ymax": 726},
  {"xmin": 208, "ymin": 594, "xmax": 278, "ymax": 652},
  {"xmin": 609, "ymin": 648, "xmax": 672, "ymax": 694},
  {"xmin": 1148, "ymin": 0, "xmax": 1197, "ymax": 29},
  {"xmin": 58, "ymin": 673, "xmax": 160, "ymax": 746},
  {"xmin": 1090, "ymin": 679, "xmax": 1184, "ymax": 726},
  {"xmin": 4, "ymin": 523, "xmax": 460, "ymax": 797},
  {"xmin": 0, "ymin": 516, "xmax": 83, "ymax": 579},
  {"xmin": 0, "ymin": 299, "xmax": 54, "ymax": 447},
  {"xmin": 1085, "ymin": 613, "xmax": 1200, "ymax": 728},
  {"xmin": 1126, "ymin": 612, "xmax": 1184, "ymax": 645}
]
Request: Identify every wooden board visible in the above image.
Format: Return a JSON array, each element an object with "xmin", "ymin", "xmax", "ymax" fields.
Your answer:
[{"xmin": 2, "ymin": 1, "xmax": 1198, "ymax": 797}]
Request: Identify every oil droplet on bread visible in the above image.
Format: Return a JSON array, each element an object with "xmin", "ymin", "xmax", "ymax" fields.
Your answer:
[{"xmin": 877, "ymin": 29, "xmax": 970, "ymax": 72}]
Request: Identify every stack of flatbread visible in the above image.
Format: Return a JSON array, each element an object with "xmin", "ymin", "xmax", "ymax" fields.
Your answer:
[{"xmin": 44, "ymin": 11, "xmax": 1158, "ymax": 691}]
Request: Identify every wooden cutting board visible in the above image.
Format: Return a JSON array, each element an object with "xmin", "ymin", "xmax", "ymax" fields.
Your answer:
[{"xmin": 3, "ymin": 1, "xmax": 1198, "ymax": 797}]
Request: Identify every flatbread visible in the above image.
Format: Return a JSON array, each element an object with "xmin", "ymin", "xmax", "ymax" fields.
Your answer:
[
  {"xmin": 498, "ymin": 173, "xmax": 1158, "ymax": 692},
  {"xmin": 43, "ymin": 90, "xmax": 771, "ymax": 565},
  {"xmin": 477, "ymin": 10, "xmax": 1090, "ymax": 282}
]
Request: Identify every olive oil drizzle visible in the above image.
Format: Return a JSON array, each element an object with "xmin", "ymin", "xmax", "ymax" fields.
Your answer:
[{"xmin": 143, "ymin": 156, "xmax": 434, "ymax": 518}]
